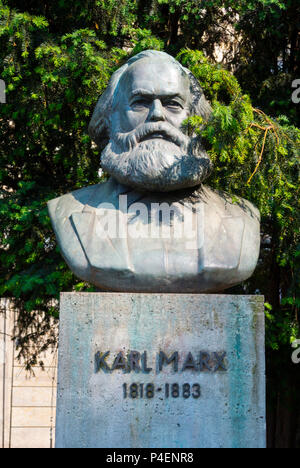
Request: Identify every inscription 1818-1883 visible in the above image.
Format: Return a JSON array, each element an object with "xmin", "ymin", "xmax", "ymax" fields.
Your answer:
[{"xmin": 95, "ymin": 350, "xmax": 227, "ymax": 374}]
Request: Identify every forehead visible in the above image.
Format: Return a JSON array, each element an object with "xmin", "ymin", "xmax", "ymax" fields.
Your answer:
[{"xmin": 120, "ymin": 57, "xmax": 190, "ymax": 99}]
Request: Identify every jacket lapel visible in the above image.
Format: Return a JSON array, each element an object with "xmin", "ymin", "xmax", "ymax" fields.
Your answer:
[
  {"xmin": 204, "ymin": 215, "xmax": 245, "ymax": 270},
  {"xmin": 71, "ymin": 210, "xmax": 133, "ymax": 272}
]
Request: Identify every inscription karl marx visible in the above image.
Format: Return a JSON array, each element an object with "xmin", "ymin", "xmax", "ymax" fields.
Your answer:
[{"xmin": 95, "ymin": 350, "xmax": 227, "ymax": 373}]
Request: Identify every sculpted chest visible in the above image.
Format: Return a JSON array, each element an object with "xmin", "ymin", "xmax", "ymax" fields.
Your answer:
[{"xmin": 48, "ymin": 182, "xmax": 260, "ymax": 293}]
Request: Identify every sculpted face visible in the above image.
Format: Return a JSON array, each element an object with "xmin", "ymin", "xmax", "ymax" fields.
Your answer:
[
  {"xmin": 112, "ymin": 58, "xmax": 191, "ymax": 134},
  {"xmin": 100, "ymin": 55, "xmax": 212, "ymax": 192}
]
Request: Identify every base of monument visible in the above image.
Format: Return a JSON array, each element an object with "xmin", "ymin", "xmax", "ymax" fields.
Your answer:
[{"xmin": 55, "ymin": 293, "xmax": 266, "ymax": 448}]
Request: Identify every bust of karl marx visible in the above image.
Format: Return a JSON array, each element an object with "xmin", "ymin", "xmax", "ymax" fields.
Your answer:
[{"xmin": 48, "ymin": 50, "xmax": 260, "ymax": 293}]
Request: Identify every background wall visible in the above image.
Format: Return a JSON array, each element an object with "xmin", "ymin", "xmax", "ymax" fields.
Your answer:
[{"xmin": 0, "ymin": 299, "xmax": 57, "ymax": 448}]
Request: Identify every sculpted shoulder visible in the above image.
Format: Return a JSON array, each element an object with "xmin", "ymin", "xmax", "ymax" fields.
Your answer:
[
  {"xmin": 47, "ymin": 183, "xmax": 102, "ymax": 222},
  {"xmin": 47, "ymin": 182, "xmax": 111, "ymax": 282},
  {"xmin": 199, "ymin": 185, "xmax": 260, "ymax": 223}
]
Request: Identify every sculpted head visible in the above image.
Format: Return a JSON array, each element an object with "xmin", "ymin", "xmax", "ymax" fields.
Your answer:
[{"xmin": 89, "ymin": 50, "xmax": 213, "ymax": 192}]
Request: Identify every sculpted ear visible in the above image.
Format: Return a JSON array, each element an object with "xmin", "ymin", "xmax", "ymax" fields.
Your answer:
[
  {"xmin": 186, "ymin": 70, "xmax": 212, "ymax": 121},
  {"xmin": 88, "ymin": 88, "xmax": 110, "ymax": 146},
  {"xmin": 89, "ymin": 62, "xmax": 129, "ymax": 147}
]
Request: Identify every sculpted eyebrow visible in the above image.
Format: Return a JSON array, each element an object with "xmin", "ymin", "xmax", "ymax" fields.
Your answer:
[
  {"xmin": 131, "ymin": 89, "xmax": 155, "ymax": 97},
  {"xmin": 131, "ymin": 89, "xmax": 185, "ymax": 101}
]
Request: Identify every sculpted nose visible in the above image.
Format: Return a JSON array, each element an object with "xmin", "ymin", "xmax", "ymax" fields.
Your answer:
[{"xmin": 148, "ymin": 99, "xmax": 165, "ymax": 122}]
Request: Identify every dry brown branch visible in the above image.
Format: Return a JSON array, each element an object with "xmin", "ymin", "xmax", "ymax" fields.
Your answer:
[{"xmin": 246, "ymin": 107, "xmax": 281, "ymax": 183}]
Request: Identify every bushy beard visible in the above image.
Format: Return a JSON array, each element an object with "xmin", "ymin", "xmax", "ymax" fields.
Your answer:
[{"xmin": 101, "ymin": 121, "xmax": 212, "ymax": 192}]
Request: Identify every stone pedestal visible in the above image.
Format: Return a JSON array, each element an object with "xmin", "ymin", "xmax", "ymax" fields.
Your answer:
[{"xmin": 55, "ymin": 293, "xmax": 266, "ymax": 448}]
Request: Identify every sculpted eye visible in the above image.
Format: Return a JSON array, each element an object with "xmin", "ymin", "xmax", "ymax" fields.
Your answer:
[
  {"xmin": 131, "ymin": 99, "xmax": 150, "ymax": 109},
  {"xmin": 165, "ymin": 100, "xmax": 183, "ymax": 110}
]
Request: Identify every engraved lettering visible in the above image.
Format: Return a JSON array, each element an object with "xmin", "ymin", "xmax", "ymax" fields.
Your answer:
[
  {"xmin": 141, "ymin": 351, "xmax": 152, "ymax": 373},
  {"xmin": 199, "ymin": 351, "xmax": 212, "ymax": 371},
  {"xmin": 128, "ymin": 351, "xmax": 141, "ymax": 372},
  {"xmin": 111, "ymin": 351, "xmax": 127, "ymax": 371},
  {"xmin": 181, "ymin": 352, "xmax": 198, "ymax": 372},
  {"xmin": 158, "ymin": 351, "xmax": 179, "ymax": 372},
  {"xmin": 95, "ymin": 351, "xmax": 111, "ymax": 372},
  {"xmin": 214, "ymin": 352, "xmax": 227, "ymax": 371},
  {"xmin": 95, "ymin": 349, "xmax": 228, "ymax": 373}
]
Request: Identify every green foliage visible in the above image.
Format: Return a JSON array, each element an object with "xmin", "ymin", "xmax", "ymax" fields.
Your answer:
[
  {"xmin": 0, "ymin": 2, "xmax": 299, "ymax": 425},
  {"xmin": 127, "ymin": 28, "xmax": 164, "ymax": 55},
  {"xmin": 5, "ymin": 0, "xmax": 137, "ymax": 40}
]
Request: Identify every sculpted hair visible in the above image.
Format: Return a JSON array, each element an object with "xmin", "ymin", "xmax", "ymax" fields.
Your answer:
[{"xmin": 88, "ymin": 50, "xmax": 212, "ymax": 147}]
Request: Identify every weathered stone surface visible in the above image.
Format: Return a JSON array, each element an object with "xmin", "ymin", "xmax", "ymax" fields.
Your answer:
[{"xmin": 56, "ymin": 293, "xmax": 266, "ymax": 448}]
